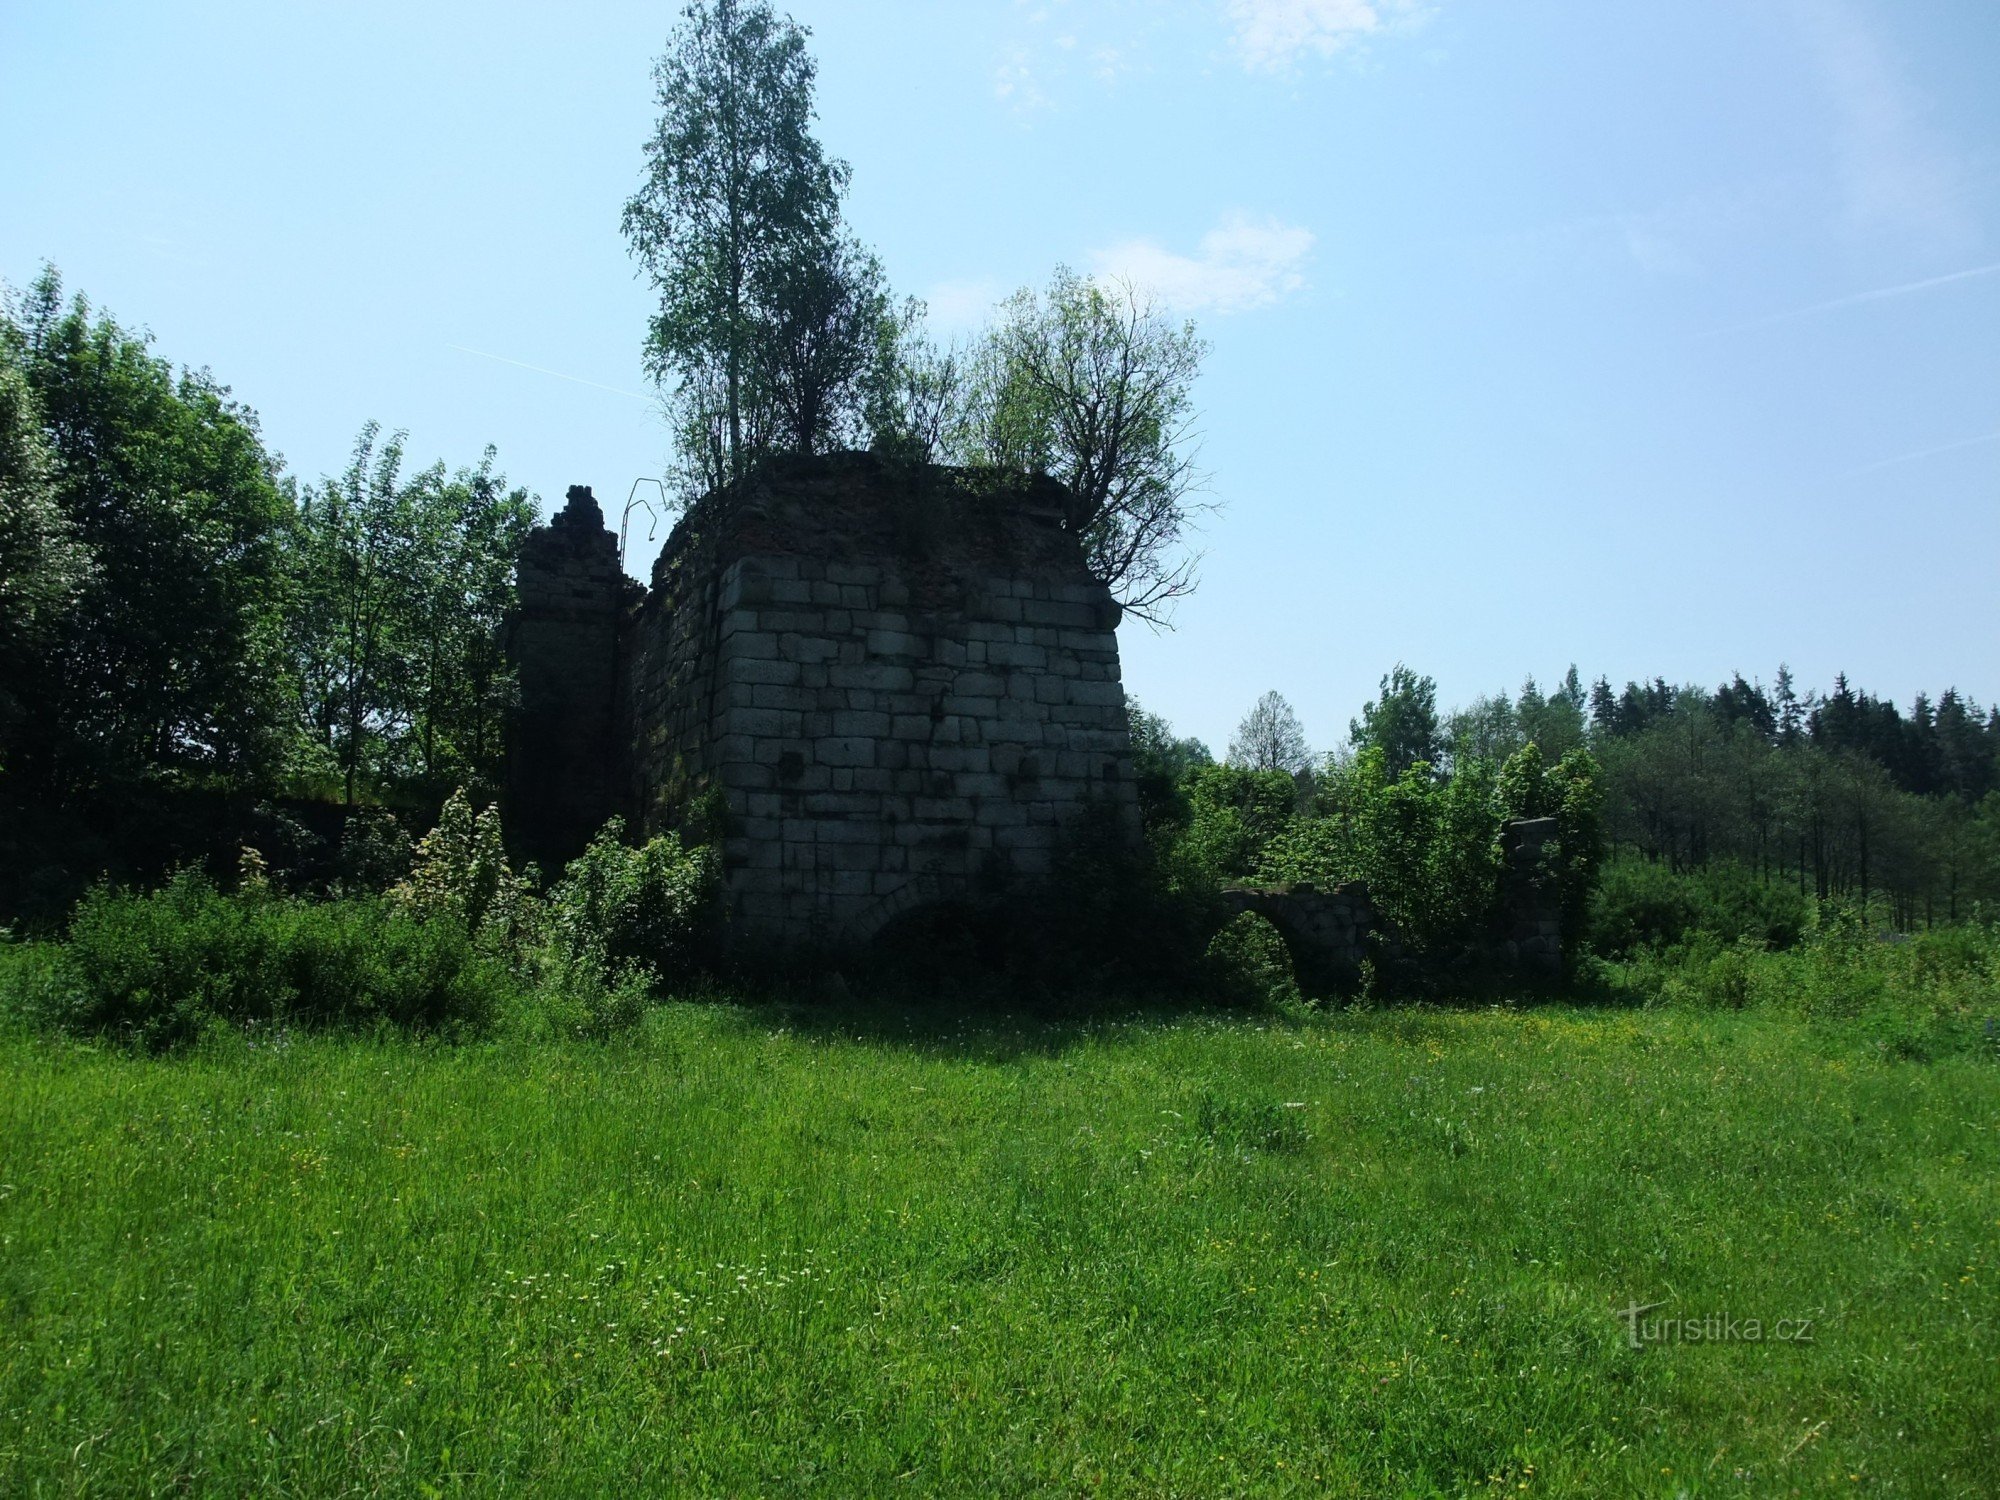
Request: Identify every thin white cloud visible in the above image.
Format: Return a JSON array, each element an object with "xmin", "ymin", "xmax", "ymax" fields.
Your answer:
[
  {"xmin": 447, "ymin": 344, "xmax": 651, "ymax": 402},
  {"xmin": 1702, "ymin": 260, "xmax": 2000, "ymax": 337},
  {"xmin": 992, "ymin": 50, "xmax": 1051, "ymax": 111},
  {"xmin": 1090, "ymin": 213, "xmax": 1317, "ymax": 314},
  {"xmin": 1789, "ymin": 0, "xmax": 1972, "ymax": 250},
  {"xmin": 1224, "ymin": 0, "xmax": 1427, "ymax": 71},
  {"xmin": 1846, "ymin": 428, "xmax": 2000, "ymax": 476},
  {"xmin": 994, "ymin": 2, "xmax": 1151, "ymax": 111}
]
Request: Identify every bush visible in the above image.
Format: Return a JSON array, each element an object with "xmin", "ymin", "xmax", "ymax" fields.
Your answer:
[
  {"xmin": 1202, "ymin": 911, "xmax": 1301, "ymax": 1009},
  {"xmin": 1171, "ymin": 765, "xmax": 1300, "ymax": 890},
  {"xmin": 1598, "ymin": 916, "xmax": 1999, "ymax": 1062},
  {"xmin": 1255, "ymin": 749, "xmax": 1506, "ymax": 958},
  {"xmin": 335, "ymin": 807, "xmax": 413, "ymax": 892},
  {"xmin": 394, "ymin": 789, "xmax": 534, "ymax": 955},
  {"xmin": 543, "ymin": 819, "xmax": 719, "ymax": 984},
  {"xmin": 1589, "ymin": 857, "xmax": 1809, "ymax": 958},
  {"xmin": 47, "ymin": 871, "xmax": 515, "ymax": 1048}
]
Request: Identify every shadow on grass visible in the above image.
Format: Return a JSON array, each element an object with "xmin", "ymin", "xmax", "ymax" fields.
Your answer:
[
  {"xmin": 673, "ymin": 887, "xmax": 1638, "ymax": 1062},
  {"xmin": 697, "ymin": 978, "xmax": 1256, "ymax": 1063},
  {"xmin": 687, "ymin": 960, "xmax": 1623, "ymax": 1065}
]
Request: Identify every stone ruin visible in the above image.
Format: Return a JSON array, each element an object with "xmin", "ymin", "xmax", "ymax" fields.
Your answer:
[
  {"xmin": 1221, "ymin": 815, "xmax": 1564, "ymax": 984},
  {"xmin": 507, "ymin": 454, "xmax": 1139, "ymax": 948},
  {"xmin": 506, "ymin": 452, "xmax": 1566, "ymax": 975}
]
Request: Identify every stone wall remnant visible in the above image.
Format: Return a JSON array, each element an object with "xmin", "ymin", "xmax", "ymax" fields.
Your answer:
[
  {"xmin": 508, "ymin": 455, "xmax": 1141, "ymax": 946},
  {"xmin": 1221, "ymin": 821, "xmax": 1566, "ymax": 987},
  {"xmin": 506, "ymin": 485, "xmax": 636, "ymax": 870}
]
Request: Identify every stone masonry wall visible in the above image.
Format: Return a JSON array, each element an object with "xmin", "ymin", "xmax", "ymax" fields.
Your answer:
[
  {"xmin": 618, "ymin": 456, "xmax": 1142, "ymax": 946},
  {"xmin": 506, "ymin": 485, "xmax": 634, "ymax": 871},
  {"xmin": 1499, "ymin": 816, "xmax": 1563, "ymax": 975}
]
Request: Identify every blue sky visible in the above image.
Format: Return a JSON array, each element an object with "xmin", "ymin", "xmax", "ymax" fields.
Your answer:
[{"xmin": 5, "ymin": 0, "xmax": 1995, "ymax": 753}]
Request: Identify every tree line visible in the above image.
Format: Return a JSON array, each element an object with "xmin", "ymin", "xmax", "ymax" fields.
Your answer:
[
  {"xmin": 0, "ymin": 270, "xmax": 534, "ymax": 845},
  {"xmin": 1143, "ymin": 660, "xmax": 2000, "ymax": 935}
]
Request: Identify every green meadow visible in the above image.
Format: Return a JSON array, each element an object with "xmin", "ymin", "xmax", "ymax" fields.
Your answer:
[{"xmin": 2, "ymin": 997, "xmax": 1994, "ymax": 1496}]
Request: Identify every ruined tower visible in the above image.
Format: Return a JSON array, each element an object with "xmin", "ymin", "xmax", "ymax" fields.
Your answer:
[
  {"xmin": 505, "ymin": 485, "xmax": 634, "ymax": 870},
  {"xmin": 509, "ymin": 455, "xmax": 1141, "ymax": 946}
]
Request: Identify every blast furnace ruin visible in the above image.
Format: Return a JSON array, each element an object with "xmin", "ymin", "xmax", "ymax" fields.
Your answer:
[{"xmin": 507, "ymin": 455, "xmax": 1141, "ymax": 947}]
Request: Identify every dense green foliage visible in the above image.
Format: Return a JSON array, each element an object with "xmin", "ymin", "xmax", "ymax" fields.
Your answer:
[
  {"xmin": 42, "ymin": 872, "xmax": 511, "ymax": 1050},
  {"xmin": 1144, "ymin": 710, "xmax": 1605, "ymax": 975},
  {"xmin": 15, "ymin": 792, "xmax": 722, "ymax": 1050},
  {"xmin": 1589, "ymin": 853, "xmax": 1812, "ymax": 957},
  {"xmin": 1351, "ymin": 663, "xmax": 1443, "ymax": 777},
  {"xmin": 1598, "ymin": 912, "xmax": 2000, "ymax": 1062},
  {"xmin": 0, "ymin": 271, "xmax": 537, "ymax": 920},
  {"xmin": 1125, "ymin": 694, "xmax": 1214, "ymax": 832},
  {"xmin": 541, "ymin": 816, "xmax": 721, "ymax": 982},
  {"xmin": 1172, "ymin": 652, "xmax": 2000, "ymax": 979},
  {"xmin": 1, "ymin": 268, "xmax": 293, "ymax": 792},
  {"xmin": 0, "ymin": 995, "xmax": 1992, "ymax": 1493},
  {"xmin": 1262, "ymin": 745, "xmax": 1600, "ymax": 960},
  {"xmin": 288, "ymin": 424, "xmax": 534, "ymax": 805},
  {"xmin": 0, "ymin": 349, "xmax": 89, "ymax": 733},
  {"xmin": 1168, "ymin": 762, "xmax": 1301, "ymax": 885}
]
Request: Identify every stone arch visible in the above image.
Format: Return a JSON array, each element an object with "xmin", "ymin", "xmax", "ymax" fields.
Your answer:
[
  {"xmin": 842, "ymin": 872, "xmax": 976, "ymax": 946},
  {"xmin": 1217, "ymin": 882, "xmax": 1391, "ymax": 992}
]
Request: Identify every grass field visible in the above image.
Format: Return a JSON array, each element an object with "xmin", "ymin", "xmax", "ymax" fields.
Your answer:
[{"xmin": 1, "ymin": 994, "xmax": 1996, "ymax": 1496}]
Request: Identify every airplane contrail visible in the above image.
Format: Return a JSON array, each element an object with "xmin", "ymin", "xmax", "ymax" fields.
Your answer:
[
  {"xmin": 1847, "ymin": 427, "xmax": 2000, "ymax": 475},
  {"xmin": 448, "ymin": 343, "xmax": 653, "ymax": 402},
  {"xmin": 1702, "ymin": 260, "xmax": 2000, "ymax": 337}
]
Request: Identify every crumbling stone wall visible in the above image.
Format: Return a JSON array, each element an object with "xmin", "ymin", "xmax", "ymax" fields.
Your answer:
[
  {"xmin": 1221, "ymin": 820, "xmax": 1567, "ymax": 987},
  {"xmin": 1220, "ymin": 881, "xmax": 1400, "ymax": 990},
  {"xmin": 511, "ymin": 455, "xmax": 1141, "ymax": 946},
  {"xmin": 505, "ymin": 485, "xmax": 636, "ymax": 870},
  {"xmin": 1499, "ymin": 816, "xmax": 1563, "ymax": 974}
]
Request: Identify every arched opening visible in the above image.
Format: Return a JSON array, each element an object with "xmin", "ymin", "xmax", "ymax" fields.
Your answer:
[
  {"xmin": 1203, "ymin": 907, "xmax": 1303, "ymax": 1007},
  {"xmin": 866, "ymin": 896, "xmax": 1004, "ymax": 983}
]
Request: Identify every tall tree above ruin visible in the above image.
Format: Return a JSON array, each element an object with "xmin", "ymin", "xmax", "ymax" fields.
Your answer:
[
  {"xmin": 622, "ymin": 0, "xmax": 848, "ymax": 487},
  {"xmin": 981, "ymin": 269, "xmax": 1211, "ymax": 623}
]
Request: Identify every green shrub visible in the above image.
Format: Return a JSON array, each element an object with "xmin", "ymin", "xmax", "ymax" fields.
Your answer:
[
  {"xmin": 335, "ymin": 807, "xmax": 414, "ymax": 892},
  {"xmin": 1257, "ymin": 749, "xmax": 1506, "ymax": 958},
  {"xmin": 1498, "ymin": 744, "xmax": 1603, "ymax": 944},
  {"xmin": 1599, "ymin": 916, "xmax": 1999, "ymax": 1061},
  {"xmin": 394, "ymin": 789, "xmax": 535, "ymax": 956},
  {"xmin": 1202, "ymin": 911, "xmax": 1301, "ymax": 1009},
  {"xmin": 48, "ymin": 872, "xmax": 514, "ymax": 1049},
  {"xmin": 1589, "ymin": 857, "xmax": 1810, "ymax": 958},
  {"xmin": 543, "ymin": 819, "xmax": 719, "ymax": 984},
  {"xmin": 1171, "ymin": 765, "xmax": 1300, "ymax": 889}
]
